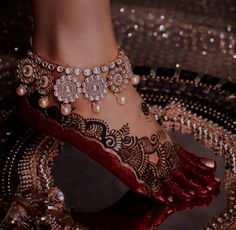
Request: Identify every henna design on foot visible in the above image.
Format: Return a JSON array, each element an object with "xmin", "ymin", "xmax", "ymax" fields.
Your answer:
[
  {"xmin": 29, "ymin": 94, "xmax": 181, "ymax": 191},
  {"xmin": 139, "ymin": 102, "xmax": 153, "ymax": 123}
]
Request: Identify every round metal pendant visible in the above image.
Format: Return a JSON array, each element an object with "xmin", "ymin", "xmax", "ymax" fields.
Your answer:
[
  {"xmin": 16, "ymin": 58, "xmax": 39, "ymax": 84},
  {"xmin": 35, "ymin": 69, "xmax": 52, "ymax": 95},
  {"xmin": 107, "ymin": 66, "xmax": 129, "ymax": 94},
  {"xmin": 54, "ymin": 75, "xmax": 81, "ymax": 104},
  {"xmin": 82, "ymin": 75, "xmax": 108, "ymax": 102}
]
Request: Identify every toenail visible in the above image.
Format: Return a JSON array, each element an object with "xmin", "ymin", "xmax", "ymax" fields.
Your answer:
[
  {"xmin": 168, "ymin": 195, "xmax": 174, "ymax": 202},
  {"xmin": 189, "ymin": 190, "xmax": 195, "ymax": 195},
  {"xmin": 214, "ymin": 176, "xmax": 221, "ymax": 182},
  {"xmin": 200, "ymin": 158, "xmax": 215, "ymax": 168},
  {"xmin": 207, "ymin": 186, "xmax": 213, "ymax": 191},
  {"xmin": 167, "ymin": 210, "xmax": 173, "ymax": 214}
]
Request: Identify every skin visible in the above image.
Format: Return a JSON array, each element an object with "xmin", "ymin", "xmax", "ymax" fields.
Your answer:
[
  {"xmin": 32, "ymin": 0, "xmax": 161, "ymax": 140},
  {"xmin": 31, "ymin": 0, "xmax": 219, "ymax": 201},
  {"xmin": 32, "ymin": 0, "xmax": 117, "ymax": 67}
]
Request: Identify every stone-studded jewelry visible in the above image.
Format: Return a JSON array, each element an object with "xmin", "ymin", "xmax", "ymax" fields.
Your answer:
[
  {"xmin": 16, "ymin": 48, "xmax": 140, "ymax": 115},
  {"xmin": 81, "ymin": 74, "xmax": 108, "ymax": 113},
  {"xmin": 35, "ymin": 68, "xmax": 53, "ymax": 109},
  {"xmin": 16, "ymin": 58, "xmax": 40, "ymax": 96},
  {"xmin": 27, "ymin": 49, "xmax": 123, "ymax": 78},
  {"xmin": 16, "ymin": 58, "xmax": 54, "ymax": 109},
  {"xmin": 35, "ymin": 69, "xmax": 52, "ymax": 95},
  {"xmin": 107, "ymin": 57, "xmax": 129, "ymax": 105},
  {"xmin": 54, "ymin": 75, "xmax": 81, "ymax": 115}
]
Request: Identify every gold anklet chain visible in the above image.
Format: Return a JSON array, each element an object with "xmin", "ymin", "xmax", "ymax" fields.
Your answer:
[{"xmin": 16, "ymin": 48, "xmax": 140, "ymax": 115}]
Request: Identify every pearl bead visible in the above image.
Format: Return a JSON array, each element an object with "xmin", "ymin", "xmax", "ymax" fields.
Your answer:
[
  {"xmin": 56, "ymin": 191, "xmax": 65, "ymax": 201},
  {"xmin": 117, "ymin": 95, "xmax": 126, "ymax": 105},
  {"xmin": 131, "ymin": 75, "xmax": 140, "ymax": 85},
  {"xmin": 16, "ymin": 85, "xmax": 27, "ymax": 96},
  {"xmin": 38, "ymin": 97, "xmax": 49, "ymax": 108},
  {"xmin": 61, "ymin": 104, "xmax": 72, "ymax": 116},
  {"xmin": 92, "ymin": 103, "xmax": 101, "ymax": 113}
]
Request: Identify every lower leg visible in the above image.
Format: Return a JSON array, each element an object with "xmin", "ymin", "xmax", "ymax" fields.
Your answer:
[
  {"xmin": 31, "ymin": 0, "xmax": 160, "ymax": 135},
  {"xmin": 32, "ymin": 0, "xmax": 117, "ymax": 67}
]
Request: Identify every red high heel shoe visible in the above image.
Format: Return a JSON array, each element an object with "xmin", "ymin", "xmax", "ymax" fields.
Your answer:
[{"xmin": 16, "ymin": 48, "xmax": 220, "ymax": 204}]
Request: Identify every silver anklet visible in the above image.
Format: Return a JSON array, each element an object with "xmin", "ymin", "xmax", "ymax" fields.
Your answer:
[{"xmin": 16, "ymin": 47, "xmax": 140, "ymax": 115}]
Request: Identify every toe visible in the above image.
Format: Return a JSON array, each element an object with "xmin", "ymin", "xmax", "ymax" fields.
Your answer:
[
  {"xmin": 166, "ymin": 178, "xmax": 195, "ymax": 201},
  {"xmin": 178, "ymin": 147, "xmax": 216, "ymax": 173},
  {"xmin": 153, "ymin": 186, "xmax": 173, "ymax": 204},
  {"xmin": 182, "ymin": 163, "xmax": 221, "ymax": 190},
  {"xmin": 173, "ymin": 168, "xmax": 210, "ymax": 197}
]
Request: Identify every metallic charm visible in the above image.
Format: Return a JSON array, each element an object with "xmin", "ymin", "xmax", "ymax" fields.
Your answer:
[
  {"xmin": 93, "ymin": 66, "xmax": 101, "ymax": 75},
  {"xmin": 82, "ymin": 75, "xmax": 108, "ymax": 102},
  {"xmin": 74, "ymin": 68, "xmax": 82, "ymax": 76},
  {"xmin": 17, "ymin": 47, "xmax": 134, "ymax": 114},
  {"xmin": 38, "ymin": 75, "xmax": 49, "ymax": 89},
  {"xmin": 107, "ymin": 67, "xmax": 129, "ymax": 94},
  {"xmin": 115, "ymin": 58, "xmax": 123, "ymax": 65},
  {"xmin": 83, "ymin": 68, "xmax": 92, "ymax": 77},
  {"xmin": 48, "ymin": 64, "xmax": 55, "ymax": 70},
  {"xmin": 54, "ymin": 75, "xmax": 81, "ymax": 104},
  {"xmin": 42, "ymin": 61, "xmax": 48, "ymax": 68},
  {"xmin": 61, "ymin": 104, "xmax": 72, "ymax": 116},
  {"xmin": 23, "ymin": 64, "xmax": 34, "ymax": 77},
  {"xmin": 57, "ymin": 66, "xmax": 64, "ymax": 73},
  {"xmin": 101, "ymin": 65, "xmax": 109, "ymax": 72},
  {"xmin": 35, "ymin": 69, "xmax": 52, "ymax": 95},
  {"xmin": 17, "ymin": 58, "xmax": 38, "ymax": 84},
  {"xmin": 16, "ymin": 85, "xmax": 27, "ymax": 96},
  {"xmin": 131, "ymin": 74, "xmax": 140, "ymax": 85},
  {"xmin": 92, "ymin": 102, "xmax": 101, "ymax": 113},
  {"xmin": 38, "ymin": 96, "xmax": 49, "ymax": 108},
  {"xmin": 28, "ymin": 48, "xmax": 125, "ymax": 77},
  {"xmin": 65, "ymin": 67, "xmax": 73, "ymax": 75},
  {"xmin": 109, "ymin": 61, "xmax": 116, "ymax": 69}
]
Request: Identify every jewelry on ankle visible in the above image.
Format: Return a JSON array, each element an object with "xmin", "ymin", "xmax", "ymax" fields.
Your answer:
[
  {"xmin": 27, "ymin": 49, "xmax": 119, "ymax": 77},
  {"xmin": 16, "ymin": 47, "xmax": 140, "ymax": 115}
]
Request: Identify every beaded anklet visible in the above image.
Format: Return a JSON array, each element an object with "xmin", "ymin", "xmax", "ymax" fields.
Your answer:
[{"xmin": 16, "ymin": 48, "xmax": 140, "ymax": 115}]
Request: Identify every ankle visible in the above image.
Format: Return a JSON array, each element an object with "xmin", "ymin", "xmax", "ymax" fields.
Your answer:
[
  {"xmin": 32, "ymin": 0, "xmax": 117, "ymax": 67},
  {"xmin": 33, "ymin": 29, "xmax": 118, "ymax": 68}
]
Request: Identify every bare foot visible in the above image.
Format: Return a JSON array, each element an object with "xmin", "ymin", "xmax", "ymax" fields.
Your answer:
[{"xmin": 18, "ymin": 0, "xmax": 220, "ymax": 204}]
